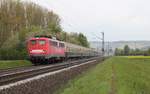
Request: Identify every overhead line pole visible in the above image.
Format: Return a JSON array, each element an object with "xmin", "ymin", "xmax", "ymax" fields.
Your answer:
[
  {"xmin": 92, "ymin": 32, "xmax": 105, "ymax": 58},
  {"xmin": 107, "ymin": 42, "xmax": 110, "ymax": 56},
  {"xmin": 101, "ymin": 32, "xmax": 105, "ymax": 57}
]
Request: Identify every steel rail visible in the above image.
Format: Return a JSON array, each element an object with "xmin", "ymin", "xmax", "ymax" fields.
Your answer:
[{"xmin": 0, "ymin": 59, "xmax": 84, "ymax": 75}]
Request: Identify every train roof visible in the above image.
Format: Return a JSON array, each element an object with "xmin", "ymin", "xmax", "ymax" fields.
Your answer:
[{"xmin": 29, "ymin": 37, "xmax": 65, "ymax": 43}]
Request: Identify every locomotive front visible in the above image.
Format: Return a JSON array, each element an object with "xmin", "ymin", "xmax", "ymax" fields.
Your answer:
[{"xmin": 27, "ymin": 37, "xmax": 49, "ymax": 63}]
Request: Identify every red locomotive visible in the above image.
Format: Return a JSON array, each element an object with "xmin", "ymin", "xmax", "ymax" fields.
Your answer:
[{"xmin": 27, "ymin": 36, "xmax": 99, "ymax": 64}]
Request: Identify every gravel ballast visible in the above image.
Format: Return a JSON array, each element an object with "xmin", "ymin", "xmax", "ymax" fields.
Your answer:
[{"xmin": 0, "ymin": 59, "xmax": 102, "ymax": 94}]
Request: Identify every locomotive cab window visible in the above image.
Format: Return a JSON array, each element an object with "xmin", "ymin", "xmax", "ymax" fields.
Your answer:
[
  {"xmin": 30, "ymin": 40, "xmax": 36, "ymax": 45},
  {"xmin": 59, "ymin": 43, "xmax": 65, "ymax": 47},
  {"xmin": 39, "ymin": 40, "xmax": 46, "ymax": 45}
]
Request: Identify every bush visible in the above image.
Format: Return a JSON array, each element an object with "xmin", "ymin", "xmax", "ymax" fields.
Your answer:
[{"xmin": 0, "ymin": 48, "xmax": 28, "ymax": 60}]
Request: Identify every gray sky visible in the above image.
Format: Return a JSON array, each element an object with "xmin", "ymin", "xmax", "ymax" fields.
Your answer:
[{"xmin": 28, "ymin": 0, "xmax": 150, "ymax": 41}]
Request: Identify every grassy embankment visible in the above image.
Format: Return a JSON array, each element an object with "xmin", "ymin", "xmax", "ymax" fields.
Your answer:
[
  {"xmin": 0, "ymin": 60, "xmax": 32, "ymax": 69},
  {"xmin": 58, "ymin": 56, "xmax": 150, "ymax": 94}
]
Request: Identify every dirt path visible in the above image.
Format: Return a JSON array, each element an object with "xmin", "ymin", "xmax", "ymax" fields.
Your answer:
[{"xmin": 109, "ymin": 62, "xmax": 117, "ymax": 94}]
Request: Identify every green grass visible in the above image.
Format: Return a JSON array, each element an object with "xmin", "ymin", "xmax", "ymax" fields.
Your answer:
[
  {"xmin": 58, "ymin": 56, "xmax": 150, "ymax": 94},
  {"xmin": 125, "ymin": 56, "xmax": 150, "ymax": 59},
  {"xmin": 0, "ymin": 60, "xmax": 32, "ymax": 69}
]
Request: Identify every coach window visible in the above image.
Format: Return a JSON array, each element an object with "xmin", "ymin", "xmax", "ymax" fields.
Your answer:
[
  {"xmin": 31, "ymin": 40, "xmax": 36, "ymax": 45},
  {"xmin": 51, "ymin": 41, "xmax": 58, "ymax": 47},
  {"xmin": 59, "ymin": 43, "xmax": 64, "ymax": 47},
  {"xmin": 39, "ymin": 40, "xmax": 46, "ymax": 45}
]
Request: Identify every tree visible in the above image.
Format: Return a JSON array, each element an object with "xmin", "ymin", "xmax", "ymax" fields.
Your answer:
[
  {"xmin": 78, "ymin": 33, "xmax": 89, "ymax": 47},
  {"xmin": 115, "ymin": 48, "xmax": 119, "ymax": 56},
  {"xmin": 147, "ymin": 48, "xmax": 150, "ymax": 55},
  {"xmin": 124, "ymin": 45, "xmax": 130, "ymax": 55},
  {"xmin": 114, "ymin": 48, "xmax": 124, "ymax": 56}
]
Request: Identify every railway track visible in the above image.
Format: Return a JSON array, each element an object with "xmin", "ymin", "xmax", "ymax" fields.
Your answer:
[
  {"xmin": 0, "ymin": 57, "xmax": 99, "ymax": 86},
  {"xmin": 0, "ymin": 59, "xmax": 77, "ymax": 75}
]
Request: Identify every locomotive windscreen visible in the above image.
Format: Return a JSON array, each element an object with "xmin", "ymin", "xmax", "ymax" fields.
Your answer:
[
  {"xmin": 39, "ymin": 40, "xmax": 46, "ymax": 45},
  {"xmin": 31, "ymin": 40, "xmax": 36, "ymax": 45}
]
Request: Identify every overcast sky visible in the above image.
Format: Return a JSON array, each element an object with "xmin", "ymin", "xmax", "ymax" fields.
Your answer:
[{"xmin": 28, "ymin": 0, "xmax": 150, "ymax": 41}]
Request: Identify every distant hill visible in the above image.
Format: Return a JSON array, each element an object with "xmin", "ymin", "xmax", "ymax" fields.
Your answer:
[
  {"xmin": 141, "ymin": 46, "xmax": 150, "ymax": 50},
  {"xmin": 90, "ymin": 41, "xmax": 150, "ymax": 54}
]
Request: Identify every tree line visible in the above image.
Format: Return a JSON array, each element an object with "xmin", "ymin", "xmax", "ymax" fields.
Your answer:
[
  {"xmin": 115, "ymin": 45, "xmax": 150, "ymax": 56},
  {"xmin": 0, "ymin": 0, "xmax": 89, "ymax": 60}
]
